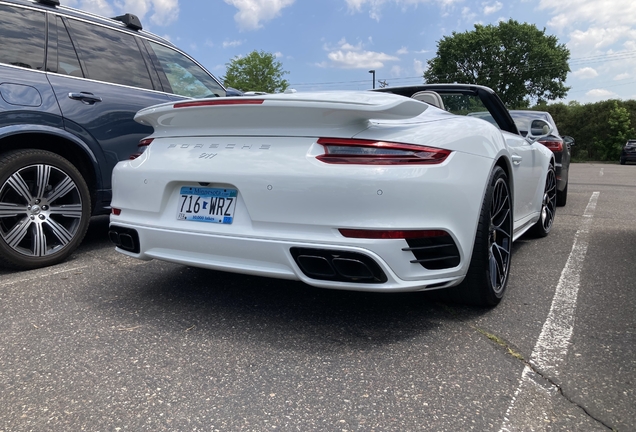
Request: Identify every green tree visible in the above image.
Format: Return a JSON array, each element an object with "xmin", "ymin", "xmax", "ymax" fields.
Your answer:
[
  {"xmin": 540, "ymin": 99, "xmax": 636, "ymax": 161},
  {"xmin": 424, "ymin": 20, "xmax": 570, "ymax": 108},
  {"xmin": 606, "ymin": 101, "xmax": 633, "ymax": 160},
  {"xmin": 223, "ymin": 50, "xmax": 289, "ymax": 93}
]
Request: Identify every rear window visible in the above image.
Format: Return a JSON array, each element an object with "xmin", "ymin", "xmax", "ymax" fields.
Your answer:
[
  {"xmin": 0, "ymin": 5, "xmax": 46, "ymax": 70},
  {"xmin": 148, "ymin": 41, "xmax": 225, "ymax": 98}
]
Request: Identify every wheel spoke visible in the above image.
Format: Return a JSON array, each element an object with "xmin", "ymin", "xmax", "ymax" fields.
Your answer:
[
  {"xmin": 492, "ymin": 194, "xmax": 509, "ymax": 221},
  {"xmin": 33, "ymin": 223, "xmax": 47, "ymax": 257},
  {"xmin": 494, "ymin": 226, "xmax": 511, "ymax": 239},
  {"xmin": 7, "ymin": 172, "xmax": 33, "ymax": 202},
  {"xmin": 0, "ymin": 202, "xmax": 28, "ymax": 218},
  {"xmin": 489, "ymin": 254, "xmax": 498, "ymax": 287},
  {"xmin": 493, "ymin": 208, "xmax": 511, "ymax": 229},
  {"xmin": 44, "ymin": 218, "xmax": 73, "ymax": 245},
  {"xmin": 4, "ymin": 217, "xmax": 32, "ymax": 248},
  {"xmin": 35, "ymin": 165, "xmax": 51, "ymax": 199},
  {"xmin": 46, "ymin": 176, "xmax": 76, "ymax": 203},
  {"xmin": 49, "ymin": 204, "xmax": 83, "ymax": 219}
]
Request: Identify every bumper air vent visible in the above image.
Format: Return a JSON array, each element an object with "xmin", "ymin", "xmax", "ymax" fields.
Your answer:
[{"xmin": 403, "ymin": 236, "xmax": 460, "ymax": 270}]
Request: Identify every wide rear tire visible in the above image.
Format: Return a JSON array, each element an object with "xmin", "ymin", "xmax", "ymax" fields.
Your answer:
[
  {"xmin": 0, "ymin": 149, "xmax": 91, "ymax": 270},
  {"xmin": 441, "ymin": 166, "xmax": 513, "ymax": 307}
]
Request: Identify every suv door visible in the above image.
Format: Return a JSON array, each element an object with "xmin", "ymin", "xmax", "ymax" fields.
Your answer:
[{"xmin": 46, "ymin": 15, "xmax": 172, "ymax": 213}]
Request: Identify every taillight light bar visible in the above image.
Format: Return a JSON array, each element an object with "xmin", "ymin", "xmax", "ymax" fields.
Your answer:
[
  {"xmin": 173, "ymin": 99, "xmax": 264, "ymax": 108},
  {"xmin": 316, "ymin": 138, "xmax": 451, "ymax": 165},
  {"xmin": 339, "ymin": 229, "xmax": 449, "ymax": 239},
  {"xmin": 129, "ymin": 138, "xmax": 154, "ymax": 160},
  {"xmin": 538, "ymin": 139, "xmax": 563, "ymax": 153}
]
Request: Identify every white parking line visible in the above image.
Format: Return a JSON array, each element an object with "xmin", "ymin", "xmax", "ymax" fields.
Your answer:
[{"xmin": 500, "ymin": 191, "xmax": 600, "ymax": 432}]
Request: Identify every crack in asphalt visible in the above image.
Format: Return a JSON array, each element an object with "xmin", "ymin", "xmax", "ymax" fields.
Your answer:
[
  {"xmin": 476, "ymin": 324, "xmax": 616, "ymax": 431},
  {"xmin": 435, "ymin": 303, "xmax": 616, "ymax": 431}
]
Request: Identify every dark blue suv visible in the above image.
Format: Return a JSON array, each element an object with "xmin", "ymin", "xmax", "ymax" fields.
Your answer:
[{"xmin": 0, "ymin": 0, "xmax": 226, "ymax": 269}]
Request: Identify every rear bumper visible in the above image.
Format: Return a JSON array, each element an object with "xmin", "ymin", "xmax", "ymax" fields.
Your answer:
[
  {"xmin": 621, "ymin": 151, "xmax": 636, "ymax": 162},
  {"xmin": 109, "ymin": 222, "xmax": 464, "ymax": 292}
]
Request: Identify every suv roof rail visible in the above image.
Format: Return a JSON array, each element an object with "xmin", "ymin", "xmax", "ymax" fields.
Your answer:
[
  {"xmin": 37, "ymin": 0, "xmax": 60, "ymax": 6},
  {"xmin": 112, "ymin": 13, "xmax": 143, "ymax": 31}
]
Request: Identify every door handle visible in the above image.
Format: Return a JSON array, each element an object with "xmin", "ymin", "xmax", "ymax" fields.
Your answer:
[
  {"xmin": 511, "ymin": 155, "xmax": 523, "ymax": 165},
  {"xmin": 68, "ymin": 92, "xmax": 102, "ymax": 104}
]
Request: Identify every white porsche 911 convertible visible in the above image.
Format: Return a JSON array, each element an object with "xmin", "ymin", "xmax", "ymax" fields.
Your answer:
[{"xmin": 109, "ymin": 84, "xmax": 556, "ymax": 306}]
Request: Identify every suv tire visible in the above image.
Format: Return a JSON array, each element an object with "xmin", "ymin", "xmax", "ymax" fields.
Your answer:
[{"xmin": 0, "ymin": 149, "xmax": 91, "ymax": 269}]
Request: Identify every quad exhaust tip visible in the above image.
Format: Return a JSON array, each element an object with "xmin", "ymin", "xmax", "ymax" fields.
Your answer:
[
  {"xmin": 108, "ymin": 226, "xmax": 140, "ymax": 254},
  {"xmin": 291, "ymin": 247, "xmax": 387, "ymax": 284}
]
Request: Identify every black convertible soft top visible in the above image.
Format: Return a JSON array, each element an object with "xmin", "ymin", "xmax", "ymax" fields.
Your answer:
[{"xmin": 374, "ymin": 84, "xmax": 520, "ymax": 136}]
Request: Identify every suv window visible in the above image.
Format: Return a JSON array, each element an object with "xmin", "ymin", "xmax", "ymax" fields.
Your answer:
[
  {"xmin": 0, "ymin": 5, "xmax": 46, "ymax": 70},
  {"xmin": 65, "ymin": 18, "xmax": 153, "ymax": 90},
  {"xmin": 148, "ymin": 41, "xmax": 225, "ymax": 98},
  {"xmin": 54, "ymin": 16, "xmax": 83, "ymax": 77}
]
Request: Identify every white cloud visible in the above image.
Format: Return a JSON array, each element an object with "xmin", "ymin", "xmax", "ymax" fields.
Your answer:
[
  {"xmin": 540, "ymin": 0, "xmax": 636, "ymax": 29},
  {"xmin": 461, "ymin": 7, "xmax": 476, "ymax": 22},
  {"xmin": 274, "ymin": 51, "xmax": 284, "ymax": 58},
  {"xmin": 67, "ymin": 0, "xmax": 179, "ymax": 26},
  {"xmin": 571, "ymin": 67, "xmax": 598, "ymax": 79},
  {"xmin": 65, "ymin": 0, "xmax": 114, "ymax": 16},
  {"xmin": 344, "ymin": 0, "xmax": 462, "ymax": 21},
  {"xmin": 390, "ymin": 65, "xmax": 403, "ymax": 77},
  {"xmin": 397, "ymin": 47, "xmax": 409, "ymax": 55},
  {"xmin": 585, "ymin": 88, "xmax": 618, "ymax": 100},
  {"xmin": 614, "ymin": 73, "xmax": 631, "ymax": 80},
  {"xmin": 224, "ymin": 0, "xmax": 295, "ymax": 31},
  {"xmin": 414, "ymin": 58, "xmax": 426, "ymax": 75},
  {"xmin": 568, "ymin": 26, "xmax": 636, "ymax": 52},
  {"xmin": 321, "ymin": 39, "xmax": 398, "ymax": 69},
  {"xmin": 223, "ymin": 40, "xmax": 244, "ymax": 48},
  {"xmin": 114, "ymin": 0, "xmax": 179, "ymax": 26},
  {"xmin": 482, "ymin": 1, "xmax": 502, "ymax": 15}
]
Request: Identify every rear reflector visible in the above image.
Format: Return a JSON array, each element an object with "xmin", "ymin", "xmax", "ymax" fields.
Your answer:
[
  {"xmin": 339, "ymin": 229, "xmax": 449, "ymax": 239},
  {"xmin": 317, "ymin": 138, "xmax": 451, "ymax": 165},
  {"xmin": 173, "ymin": 99, "xmax": 264, "ymax": 108},
  {"xmin": 111, "ymin": 208, "xmax": 121, "ymax": 216}
]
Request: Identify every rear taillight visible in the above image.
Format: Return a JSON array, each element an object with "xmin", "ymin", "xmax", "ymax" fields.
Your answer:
[
  {"xmin": 339, "ymin": 229, "xmax": 449, "ymax": 239},
  {"xmin": 316, "ymin": 138, "xmax": 451, "ymax": 165},
  {"xmin": 538, "ymin": 139, "xmax": 563, "ymax": 153},
  {"xmin": 129, "ymin": 138, "xmax": 154, "ymax": 160}
]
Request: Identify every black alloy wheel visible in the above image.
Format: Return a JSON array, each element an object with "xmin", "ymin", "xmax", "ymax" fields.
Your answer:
[
  {"xmin": 441, "ymin": 166, "xmax": 512, "ymax": 307},
  {"xmin": 530, "ymin": 164, "xmax": 557, "ymax": 238},
  {"xmin": 0, "ymin": 150, "xmax": 91, "ymax": 269},
  {"xmin": 487, "ymin": 175, "xmax": 513, "ymax": 296}
]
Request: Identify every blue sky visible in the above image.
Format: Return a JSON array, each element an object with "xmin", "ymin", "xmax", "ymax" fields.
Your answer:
[{"xmin": 65, "ymin": 0, "xmax": 636, "ymax": 104}]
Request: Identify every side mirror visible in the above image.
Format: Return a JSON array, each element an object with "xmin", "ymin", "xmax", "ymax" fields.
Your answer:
[
  {"xmin": 562, "ymin": 135, "xmax": 575, "ymax": 146},
  {"xmin": 525, "ymin": 119, "xmax": 553, "ymax": 143}
]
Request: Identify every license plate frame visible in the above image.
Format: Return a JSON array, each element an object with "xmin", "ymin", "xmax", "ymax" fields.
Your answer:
[{"xmin": 176, "ymin": 186, "xmax": 238, "ymax": 224}]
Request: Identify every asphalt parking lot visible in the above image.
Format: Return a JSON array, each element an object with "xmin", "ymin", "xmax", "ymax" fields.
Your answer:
[{"xmin": 1, "ymin": 163, "xmax": 634, "ymax": 432}]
